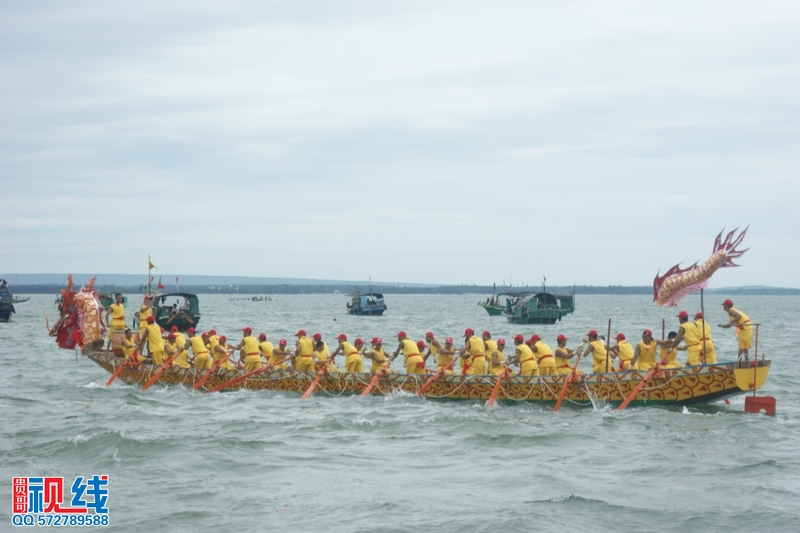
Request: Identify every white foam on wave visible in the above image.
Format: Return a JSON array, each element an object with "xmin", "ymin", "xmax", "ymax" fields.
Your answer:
[
  {"xmin": 68, "ymin": 434, "xmax": 93, "ymax": 446},
  {"xmin": 682, "ymin": 406, "xmax": 691, "ymax": 415},
  {"xmin": 351, "ymin": 417, "xmax": 377, "ymax": 426},
  {"xmin": 80, "ymin": 381, "xmax": 107, "ymax": 389}
]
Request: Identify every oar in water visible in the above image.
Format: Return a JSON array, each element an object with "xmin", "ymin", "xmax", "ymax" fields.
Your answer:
[
  {"xmin": 487, "ymin": 366, "xmax": 511, "ymax": 407},
  {"xmin": 361, "ymin": 368, "xmax": 388, "ymax": 397},
  {"xmin": 106, "ymin": 352, "xmax": 140, "ymax": 387},
  {"xmin": 204, "ymin": 357, "xmax": 288, "ymax": 394},
  {"xmin": 553, "ymin": 342, "xmax": 586, "ymax": 412},
  {"xmin": 417, "ymin": 360, "xmax": 455, "ymax": 396},
  {"xmin": 141, "ymin": 351, "xmax": 183, "ymax": 390},
  {"xmin": 617, "ymin": 350, "xmax": 671, "ymax": 410},
  {"xmin": 192, "ymin": 352, "xmax": 233, "ymax": 391},
  {"xmin": 300, "ymin": 365, "xmax": 328, "ymax": 399}
]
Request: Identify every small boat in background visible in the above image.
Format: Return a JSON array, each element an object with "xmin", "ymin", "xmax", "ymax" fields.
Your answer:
[
  {"xmin": 134, "ymin": 292, "xmax": 202, "ymax": 332},
  {"xmin": 502, "ymin": 290, "xmax": 575, "ymax": 325},
  {"xmin": 99, "ymin": 293, "xmax": 128, "ymax": 310},
  {"xmin": 11, "ymin": 296, "xmax": 30, "ymax": 304},
  {"xmin": 347, "ymin": 287, "xmax": 387, "ymax": 316},
  {"xmin": 479, "ymin": 292, "xmax": 531, "ymax": 316}
]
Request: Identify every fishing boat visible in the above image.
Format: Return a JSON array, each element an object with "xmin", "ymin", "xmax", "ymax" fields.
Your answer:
[
  {"xmin": 134, "ymin": 292, "xmax": 201, "ymax": 332},
  {"xmin": 11, "ymin": 296, "xmax": 30, "ymax": 304},
  {"xmin": 502, "ymin": 290, "xmax": 575, "ymax": 324},
  {"xmin": 0, "ymin": 280, "xmax": 14, "ymax": 322},
  {"xmin": 346, "ymin": 287, "xmax": 387, "ymax": 316},
  {"xmin": 479, "ymin": 292, "xmax": 532, "ymax": 316},
  {"xmin": 83, "ymin": 346, "xmax": 771, "ymax": 407},
  {"xmin": 99, "ymin": 293, "xmax": 127, "ymax": 310}
]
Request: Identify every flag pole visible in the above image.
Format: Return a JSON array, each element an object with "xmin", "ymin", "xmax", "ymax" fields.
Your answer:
[{"xmin": 147, "ymin": 255, "xmax": 151, "ymax": 294}]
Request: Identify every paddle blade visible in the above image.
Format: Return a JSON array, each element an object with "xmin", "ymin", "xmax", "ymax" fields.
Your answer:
[
  {"xmin": 301, "ymin": 367, "xmax": 326, "ymax": 399},
  {"xmin": 105, "ymin": 361, "xmax": 128, "ymax": 387},
  {"xmin": 553, "ymin": 354, "xmax": 581, "ymax": 412},
  {"xmin": 362, "ymin": 369, "xmax": 386, "ymax": 396},
  {"xmin": 488, "ymin": 368, "xmax": 510, "ymax": 406},
  {"xmin": 417, "ymin": 361, "xmax": 454, "ymax": 396},
  {"xmin": 204, "ymin": 357, "xmax": 286, "ymax": 394},
  {"xmin": 141, "ymin": 352, "xmax": 181, "ymax": 390},
  {"xmin": 618, "ymin": 349, "xmax": 672, "ymax": 410}
]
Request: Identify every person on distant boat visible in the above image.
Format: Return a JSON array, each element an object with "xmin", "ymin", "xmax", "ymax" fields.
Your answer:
[
  {"xmin": 671, "ymin": 311, "xmax": 702, "ymax": 366},
  {"xmin": 105, "ymin": 293, "xmax": 126, "ymax": 350},
  {"xmin": 272, "ymin": 338, "xmax": 292, "ymax": 370},
  {"xmin": 488, "ymin": 338, "xmax": 507, "ymax": 375},
  {"xmin": 529, "ymin": 334, "xmax": 556, "ymax": 375},
  {"xmin": 580, "ymin": 330, "xmax": 612, "ymax": 373},
  {"xmin": 170, "ymin": 326, "xmax": 190, "ymax": 368},
  {"xmin": 230, "ymin": 327, "xmax": 262, "ymax": 371},
  {"xmin": 459, "ymin": 328, "xmax": 486, "ymax": 376},
  {"xmin": 482, "ymin": 331, "xmax": 498, "ymax": 375},
  {"xmin": 554, "ymin": 334, "xmax": 580, "ymax": 375},
  {"xmin": 212, "ymin": 335, "xmax": 236, "ymax": 371},
  {"xmin": 434, "ymin": 337, "xmax": 456, "ymax": 373},
  {"xmin": 366, "ymin": 338, "xmax": 392, "ymax": 374},
  {"xmin": 718, "ymin": 299, "xmax": 751, "ymax": 362},
  {"xmin": 121, "ymin": 328, "xmax": 143, "ymax": 363},
  {"xmin": 137, "ymin": 315, "xmax": 166, "ymax": 365},
  {"xmin": 609, "ymin": 333, "xmax": 637, "ymax": 371},
  {"xmin": 331, "ymin": 334, "xmax": 365, "ymax": 373},
  {"xmin": 509, "ymin": 334, "xmax": 538, "ymax": 376},
  {"xmin": 391, "ymin": 331, "xmax": 426, "ymax": 375},
  {"xmin": 313, "ymin": 339, "xmax": 340, "ymax": 373},
  {"xmin": 422, "ymin": 331, "xmax": 444, "ymax": 367},
  {"xmin": 186, "ymin": 328, "xmax": 211, "ymax": 369},
  {"xmin": 694, "ymin": 313, "xmax": 716, "ymax": 364},
  {"xmin": 294, "ymin": 330, "xmax": 315, "ymax": 373},
  {"xmin": 631, "ymin": 330, "xmax": 657, "ymax": 371}
]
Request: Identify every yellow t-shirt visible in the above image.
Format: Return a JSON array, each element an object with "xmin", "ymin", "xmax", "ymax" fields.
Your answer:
[
  {"xmin": 534, "ymin": 341, "xmax": 555, "ymax": 367},
  {"xmin": 145, "ymin": 324, "xmax": 165, "ymax": 352},
  {"xmin": 590, "ymin": 340, "xmax": 610, "ymax": 372},
  {"xmin": 637, "ymin": 341, "xmax": 657, "ymax": 368},
  {"xmin": 109, "ymin": 303, "xmax": 125, "ymax": 322}
]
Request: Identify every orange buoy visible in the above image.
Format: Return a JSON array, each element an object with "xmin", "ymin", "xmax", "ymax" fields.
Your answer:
[{"xmin": 744, "ymin": 395, "xmax": 776, "ymax": 416}]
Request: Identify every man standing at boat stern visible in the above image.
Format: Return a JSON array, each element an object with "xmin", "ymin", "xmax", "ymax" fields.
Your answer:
[
  {"xmin": 672, "ymin": 311, "xmax": 702, "ymax": 366},
  {"xmin": 105, "ymin": 293, "xmax": 126, "ymax": 349},
  {"xmin": 138, "ymin": 315, "xmax": 166, "ymax": 365},
  {"xmin": 718, "ymin": 299, "xmax": 752, "ymax": 362}
]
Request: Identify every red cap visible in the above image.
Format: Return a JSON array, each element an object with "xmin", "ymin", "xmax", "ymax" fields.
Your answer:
[
  {"xmin": 695, "ymin": 312, "xmax": 703, "ymax": 319},
  {"xmin": 354, "ymin": 338, "xmax": 364, "ymax": 345},
  {"xmin": 643, "ymin": 329, "xmax": 653, "ymax": 337},
  {"xmin": 336, "ymin": 333, "xmax": 347, "ymax": 341},
  {"xmin": 186, "ymin": 327, "xmax": 196, "ymax": 334},
  {"xmin": 167, "ymin": 333, "xmax": 175, "ymax": 340},
  {"xmin": 463, "ymin": 328, "xmax": 474, "ymax": 337},
  {"xmin": 445, "ymin": 337, "xmax": 453, "ymax": 344},
  {"xmin": 312, "ymin": 332, "xmax": 322, "ymax": 340},
  {"xmin": 722, "ymin": 299, "xmax": 733, "ymax": 307},
  {"xmin": 208, "ymin": 329, "xmax": 217, "ymax": 336},
  {"xmin": 144, "ymin": 294, "xmax": 152, "ymax": 300},
  {"xmin": 425, "ymin": 331, "xmax": 434, "ymax": 339},
  {"xmin": 514, "ymin": 334, "xmax": 524, "ymax": 342},
  {"xmin": 219, "ymin": 335, "xmax": 227, "ymax": 343},
  {"xmin": 497, "ymin": 338, "xmax": 506, "ymax": 345},
  {"xmin": 371, "ymin": 337, "xmax": 381, "ymax": 344},
  {"xmin": 279, "ymin": 338, "xmax": 287, "ymax": 345},
  {"xmin": 557, "ymin": 334, "xmax": 568, "ymax": 342},
  {"xmin": 676, "ymin": 311, "xmax": 688, "ymax": 319},
  {"xmin": 170, "ymin": 326, "xmax": 178, "ymax": 332},
  {"xmin": 616, "ymin": 333, "xmax": 626, "ymax": 340},
  {"xmin": 258, "ymin": 333, "xmax": 267, "ymax": 340},
  {"xmin": 201, "ymin": 332, "xmax": 209, "ymax": 337},
  {"xmin": 295, "ymin": 329, "xmax": 306, "ymax": 337},
  {"xmin": 481, "ymin": 330, "xmax": 491, "ymax": 337},
  {"xmin": 396, "ymin": 331, "xmax": 406, "ymax": 338},
  {"xmin": 416, "ymin": 340, "xmax": 426, "ymax": 348},
  {"xmin": 146, "ymin": 315, "xmax": 155, "ymax": 323},
  {"xmin": 530, "ymin": 334, "xmax": 541, "ymax": 342},
  {"xmin": 587, "ymin": 330, "xmax": 598, "ymax": 337},
  {"xmin": 242, "ymin": 326, "xmax": 252, "ymax": 334}
]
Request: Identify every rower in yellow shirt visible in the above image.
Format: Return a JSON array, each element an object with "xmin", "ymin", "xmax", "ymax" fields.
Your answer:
[
  {"xmin": 509, "ymin": 334, "xmax": 538, "ymax": 376},
  {"xmin": 257, "ymin": 333, "xmax": 282, "ymax": 369},
  {"xmin": 105, "ymin": 293, "xmax": 126, "ymax": 349},
  {"xmin": 719, "ymin": 299, "xmax": 752, "ymax": 362},
  {"xmin": 365, "ymin": 338, "xmax": 392, "ymax": 374},
  {"xmin": 312, "ymin": 333, "xmax": 331, "ymax": 361},
  {"xmin": 272, "ymin": 338, "xmax": 292, "ymax": 369},
  {"xmin": 294, "ymin": 329, "xmax": 315, "ymax": 373},
  {"xmin": 610, "ymin": 333, "xmax": 637, "ymax": 371},
  {"xmin": 488, "ymin": 338, "xmax": 507, "ymax": 376},
  {"xmin": 434, "ymin": 337, "xmax": 456, "ymax": 373},
  {"xmin": 137, "ymin": 295, "xmax": 153, "ymax": 333},
  {"xmin": 230, "ymin": 327, "xmax": 263, "ymax": 371},
  {"xmin": 213, "ymin": 335, "xmax": 236, "ymax": 371},
  {"xmin": 121, "ymin": 329, "xmax": 143, "ymax": 363},
  {"xmin": 554, "ymin": 334, "xmax": 581, "ymax": 375},
  {"xmin": 313, "ymin": 339, "xmax": 340, "ymax": 372},
  {"xmin": 694, "ymin": 312, "xmax": 716, "ymax": 364},
  {"xmin": 391, "ymin": 331, "xmax": 426, "ymax": 375},
  {"xmin": 169, "ymin": 326, "xmax": 190, "ymax": 368},
  {"xmin": 331, "ymin": 334, "xmax": 365, "ymax": 373},
  {"xmin": 482, "ymin": 330, "xmax": 498, "ymax": 375},
  {"xmin": 657, "ymin": 332, "xmax": 684, "ymax": 368},
  {"xmin": 580, "ymin": 330, "xmax": 612, "ymax": 373},
  {"xmin": 137, "ymin": 316, "xmax": 166, "ymax": 365},
  {"xmin": 530, "ymin": 334, "xmax": 556, "ymax": 375},
  {"xmin": 186, "ymin": 328, "xmax": 212, "ymax": 370},
  {"xmin": 422, "ymin": 331, "xmax": 443, "ymax": 368},
  {"xmin": 459, "ymin": 328, "xmax": 486, "ymax": 376},
  {"xmin": 672, "ymin": 311, "xmax": 702, "ymax": 366},
  {"xmin": 632, "ymin": 329, "xmax": 657, "ymax": 371}
]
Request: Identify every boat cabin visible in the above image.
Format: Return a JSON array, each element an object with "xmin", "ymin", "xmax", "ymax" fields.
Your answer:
[{"xmin": 148, "ymin": 292, "xmax": 201, "ymax": 332}]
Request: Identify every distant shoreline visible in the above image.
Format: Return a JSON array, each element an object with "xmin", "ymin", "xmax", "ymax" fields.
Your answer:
[{"xmin": 8, "ymin": 283, "xmax": 800, "ymax": 296}]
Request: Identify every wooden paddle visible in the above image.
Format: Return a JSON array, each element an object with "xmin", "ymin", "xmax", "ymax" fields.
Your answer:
[
  {"xmin": 417, "ymin": 360, "xmax": 455, "ymax": 396},
  {"xmin": 300, "ymin": 365, "xmax": 328, "ymax": 399},
  {"xmin": 487, "ymin": 366, "xmax": 511, "ymax": 406},
  {"xmin": 553, "ymin": 349, "xmax": 584, "ymax": 412},
  {"xmin": 141, "ymin": 351, "xmax": 182, "ymax": 390},
  {"xmin": 204, "ymin": 357, "xmax": 287, "ymax": 394},
  {"xmin": 192, "ymin": 352, "xmax": 233, "ymax": 391},
  {"xmin": 617, "ymin": 349, "xmax": 671, "ymax": 410},
  {"xmin": 105, "ymin": 352, "xmax": 140, "ymax": 387},
  {"xmin": 361, "ymin": 368, "xmax": 388, "ymax": 396}
]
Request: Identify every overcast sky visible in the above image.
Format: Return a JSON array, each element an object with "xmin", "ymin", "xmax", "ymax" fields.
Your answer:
[{"xmin": 2, "ymin": 1, "xmax": 798, "ymax": 287}]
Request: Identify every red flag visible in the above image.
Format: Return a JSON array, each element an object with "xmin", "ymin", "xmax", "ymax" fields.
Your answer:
[{"xmin": 157, "ymin": 276, "xmax": 165, "ymax": 289}]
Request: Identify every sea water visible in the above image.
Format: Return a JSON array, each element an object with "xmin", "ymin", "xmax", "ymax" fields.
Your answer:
[{"xmin": 1, "ymin": 294, "xmax": 799, "ymax": 532}]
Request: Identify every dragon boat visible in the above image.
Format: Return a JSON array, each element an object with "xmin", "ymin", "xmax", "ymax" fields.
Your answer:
[{"xmin": 84, "ymin": 346, "xmax": 770, "ymax": 407}]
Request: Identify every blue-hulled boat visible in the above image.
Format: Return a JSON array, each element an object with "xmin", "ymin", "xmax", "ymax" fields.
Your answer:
[{"xmin": 346, "ymin": 288, "xmax": 387, "ymax": 316}]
